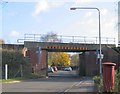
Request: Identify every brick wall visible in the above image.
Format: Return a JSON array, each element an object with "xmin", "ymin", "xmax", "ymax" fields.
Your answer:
[
  {"xmin": 29, "ymin": 48, "xmax": 48, "ymax": 77},
  {"xmin": 79, "ymin": 51, "xmax": 99, "ymax": 76},
  {"xmin": 79, "ymin": 47, "xmax": 119, "ymax": 76},
  {"xmin": 79, "ymin": 53, "xmax": 86, "ymax": 76},
  {"xmin": 85, "ymin": 51, "xmax": 99, "ymax": 76},
  {"xmin": 102, "ymin": 47, "xmax": 119, "ymax": 70},
  {"xmin": 2, "ymin": 44, "xmax": 24, "ymax": 50}
]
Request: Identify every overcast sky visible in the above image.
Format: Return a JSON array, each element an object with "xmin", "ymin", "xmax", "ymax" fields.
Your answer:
[{"xmin": 0, "ymin": 0, "xmax": 119, "ymax": 45}]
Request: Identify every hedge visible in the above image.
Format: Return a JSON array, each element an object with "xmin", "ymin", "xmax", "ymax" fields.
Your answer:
[{"xmin": 2, "ymin": 49, "xmax": 32, "ymax": 79}]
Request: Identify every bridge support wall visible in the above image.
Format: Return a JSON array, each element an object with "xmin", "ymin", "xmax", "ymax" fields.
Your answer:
[
  {"xmin": 102, "ymin": 47, "xmax": 119, "ymax": 70},
  {"xmin": 29, "ymin": 48, "xmax": 48, "ymax": 77},
  {"xmin": 78, "ymin": 47, "xmax": 119, "ymax": 76},
  {"xmin": 79, "ymin": 51, "xmax": 99, "ymax": 76},
  {"xmin": 79, "ymin": 52, "xmax": 86, "ymax": 76}
]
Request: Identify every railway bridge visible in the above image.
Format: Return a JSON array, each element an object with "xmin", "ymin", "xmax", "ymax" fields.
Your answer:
[
  {"xmin": 24, "ymin": 42, "xmax": 115, "ymax": 77},
  {"xmin": 20, "ymin": 34, "xmax": 116, "ymax": 77}
]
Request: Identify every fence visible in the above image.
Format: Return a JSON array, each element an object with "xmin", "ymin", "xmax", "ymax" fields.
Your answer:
[{"xmin": 17, "ymin": 33, "xmax": 116, "ymax": 44}]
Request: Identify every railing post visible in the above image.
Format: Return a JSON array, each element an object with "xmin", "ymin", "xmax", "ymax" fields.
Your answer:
[
  {"xmin": 60, "ymin": 35, "xmax": 62, "ymax": 43},
  {"xmin": 84, "ymin": 36, "xmax": 86, "ymax": 43},
  {"xmin": 96, "ymin": 37, "xmax": 97, "ymax": 44},
  {"xmin": 106, "ymin": 37, "xmax": 108, "ymax": 44},
  {"xmin": 40, "ymin": 34, "xmax": 41, "ymax": 42},
  {"xmin": 72, "ymin": 36, "xmax": 74, "ymax": 43},
  {"xmin": 34, "ymin": 34, "xmax": 35, "ymax": 41},
  {"xmin": 114, "ymin": 38, "xmax": 115, "ymax": 44}
]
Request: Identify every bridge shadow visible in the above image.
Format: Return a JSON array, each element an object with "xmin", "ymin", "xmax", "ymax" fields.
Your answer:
[
  {"xmin": 25, "ymin": 76, "xmax": 83, "ymax": 82},
  {"xmin": 24, "ymin": 75, "xmax": 94, "ymax": 84},
  {"xmin": 26, "ymin": 70, "xmax": 87, "ymax": 82}
]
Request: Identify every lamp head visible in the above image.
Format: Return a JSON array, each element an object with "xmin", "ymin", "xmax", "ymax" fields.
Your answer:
[{"xmin": 70, "ymin": 8, "xmax": 76, "ymax": 10}]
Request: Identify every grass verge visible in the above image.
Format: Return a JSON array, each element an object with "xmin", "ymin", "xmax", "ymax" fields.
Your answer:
[
  {"xmin": 93, "ymin": 71, "xmax": 120, "ymax": 92},
  {"xmin": 0, "ymin": 73, "xmax": 44, "ymax": 83},
  {"xmin": 0, "ymin": 77, "xmax": 27, "ymax": 83}
]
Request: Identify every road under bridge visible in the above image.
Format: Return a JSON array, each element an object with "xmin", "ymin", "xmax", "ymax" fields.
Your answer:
[{"xmin": 23, "ymin": 41, "xmax": 116, "ymax": 77}]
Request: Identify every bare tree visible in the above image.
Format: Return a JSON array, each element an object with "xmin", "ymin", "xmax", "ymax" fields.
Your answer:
[{"xmin": 40, "ymin": 32, "xmax": 60, "ymax": 42}]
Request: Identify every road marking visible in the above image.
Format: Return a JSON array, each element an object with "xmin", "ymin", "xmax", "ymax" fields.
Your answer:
[
  {"xmin": 63, "ymin": 80, "xmax": 85, "ymax": 92},
  {"xmin": 61, "ymin": 79, "xmax": 86, "ymax": 93},
  {"xmin": 75, "ymin": 81, "xmax": 84, "ymax": 86},
  {"xmin": 63, "ymin": 82, "xmax": 78, "ymax": 92}
]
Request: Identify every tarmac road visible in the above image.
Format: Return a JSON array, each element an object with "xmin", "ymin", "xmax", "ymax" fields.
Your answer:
[{"xmin": 2, "ymin": 70, "xmax": 95, "ymax": 93}]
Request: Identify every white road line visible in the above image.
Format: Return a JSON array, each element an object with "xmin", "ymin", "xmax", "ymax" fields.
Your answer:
[
  {"xmin": 63, "ymin": 82, "xmax": 78, "ymax": 92},
  {"xmin": 75, "ymin": 81, "xmax": 84, "ymax": 86},
  {"xmin": 62, "ymin": 78, "xmax": 86, "ymax": 93}
]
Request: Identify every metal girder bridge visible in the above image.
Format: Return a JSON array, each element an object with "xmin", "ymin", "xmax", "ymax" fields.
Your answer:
[{"xmin": 24, "ymin": 41, "xmax": 115, "ymax": 52}]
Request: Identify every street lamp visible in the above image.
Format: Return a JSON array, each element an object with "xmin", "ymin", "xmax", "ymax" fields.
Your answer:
[{"xmin": 70, "ymin": 7, "xmax": 102, "ymax": 80}]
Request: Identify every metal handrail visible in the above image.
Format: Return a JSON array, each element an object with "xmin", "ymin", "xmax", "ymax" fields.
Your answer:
[{"xmin": 17, "ymin": 33, "xmax": 116, "ymax": 44}]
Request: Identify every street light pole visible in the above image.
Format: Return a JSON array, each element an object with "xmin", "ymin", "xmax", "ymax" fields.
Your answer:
[{"xmin": 70, "ymin": 7, "xmax": 102, "ymax": 80}]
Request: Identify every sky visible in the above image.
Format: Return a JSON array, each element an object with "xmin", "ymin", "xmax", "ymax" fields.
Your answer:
[{"xmin": 0, "ymin": 0, "xmax": 119, "ymax": 45}]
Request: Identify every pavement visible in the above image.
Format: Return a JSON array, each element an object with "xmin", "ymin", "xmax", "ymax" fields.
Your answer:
[
  {"xmin": 48, "ymin": 71, "xmax": 96, "ymax": 92},
  {"xmin": 2, "ymin": 77, "xmax": 95, "ymax": 93},
  {"xmin": 63, "ymin": 77, "xmax": 96, "ymax": 92}
]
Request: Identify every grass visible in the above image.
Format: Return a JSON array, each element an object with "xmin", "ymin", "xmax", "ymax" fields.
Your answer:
[
  {"xmin": 93, "ymin": 76, "xmax": 103, "ymax": 92},
  {"xmin": 0, "ymin": 73, "xmax": 44, "ymax": 83},
  {"xmin": 0, "ymin": 77, "xmax": 27, "ymax": 83},
  {"xmin": 93, "ymin": 71, "xmax": 120, "ymax": 92}
]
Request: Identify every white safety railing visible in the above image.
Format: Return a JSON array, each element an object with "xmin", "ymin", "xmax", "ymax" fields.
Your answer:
[{"xmin": 17, "ymin": 33, "xmax": 116, "ymax": 44}]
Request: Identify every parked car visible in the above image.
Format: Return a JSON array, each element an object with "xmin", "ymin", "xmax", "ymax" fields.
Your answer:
[
  {"xmin": 52, "ymin": 66, "xmax": 58, "ymax": 72},
  {"xmin": 48, "ymin": 66, "xmax": 54, "ymax": 73},
  {"xmin": 64, "ymin": 67, "xmax": 72, "ymax": 71}
]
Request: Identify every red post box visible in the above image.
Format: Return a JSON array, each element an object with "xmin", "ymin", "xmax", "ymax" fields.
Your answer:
[{"xmin": 102, "ymin": 62, "xmax": 116, "ymax": 92}]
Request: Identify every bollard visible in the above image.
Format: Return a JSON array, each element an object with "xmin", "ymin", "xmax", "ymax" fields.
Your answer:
[
  {"xmin": 102, "ymin": 62, "xmax": 116, "ymax": 92},
  {"xmin": 5, "ymin": 64, "xmax": 8, "ymax": 80}
]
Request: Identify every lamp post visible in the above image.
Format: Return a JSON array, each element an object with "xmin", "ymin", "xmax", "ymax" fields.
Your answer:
[{"xmin": 70, "ymin": 7, "xmax": 102, "ymax": 80}]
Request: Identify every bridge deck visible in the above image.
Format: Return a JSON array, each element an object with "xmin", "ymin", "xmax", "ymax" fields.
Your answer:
[{"xmin": 24, "ymin": 41, "xmax": 115, "ymax": 52}]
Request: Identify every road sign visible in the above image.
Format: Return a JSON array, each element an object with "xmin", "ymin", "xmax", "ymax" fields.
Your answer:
[
  {"xmin": 38, "ymin": 47, "xmax": 41, "ymax": 64},
  {"xmin": 97, "ymin": 54, "xmax": 104, "ymax": 59}
]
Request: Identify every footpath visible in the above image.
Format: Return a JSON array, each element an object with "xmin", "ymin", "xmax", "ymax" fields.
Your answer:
[{"xmin": 63, "ymin": 77, "xmax": 96, "ymax": 93}]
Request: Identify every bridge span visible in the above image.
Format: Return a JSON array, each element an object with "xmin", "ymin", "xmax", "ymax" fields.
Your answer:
[
  {"xmin": 23, "ymin": 41, "xmax": 116, "ymax": 77},
  {"xmin": 24, "ymin": 41, "xmax": 115, "ymax": 52}
]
